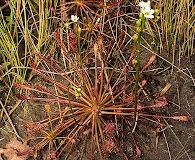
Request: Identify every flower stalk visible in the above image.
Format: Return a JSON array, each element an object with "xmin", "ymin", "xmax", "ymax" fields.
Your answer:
[
  {"xmin": 77, "ymin": 26, "xmax": 82, "ymax": 63},
  {"xmin": 132, "ymin": 16, "xmax": 146, "ymax": 133},
  {"xmin": 133, "ymin": 1, "xmax": 155, "ymax": 132}
]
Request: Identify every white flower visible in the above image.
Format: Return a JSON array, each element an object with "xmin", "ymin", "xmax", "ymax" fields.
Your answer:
[
  {"xmin": 138, "ymin": 1, "xmax": 154, "ymax": 19},
  {"xmin": 71, "ymin": 15, "xmax": 79, "ymax": 22}
]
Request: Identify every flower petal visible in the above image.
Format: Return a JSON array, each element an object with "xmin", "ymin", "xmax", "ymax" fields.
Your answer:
[
  {"xmin": 71, "ymin": 15, "xmax": 79, "ymax": 22},
  {"xmin": 144, "ymin": 14, "xmax": 154, "ymax": 19},
  {"xmin": 149, "ymin": 9, "xmax": 154, "ymax": 14},
  {"xmin": 145, "ymin": 1, "xmax": 151, "ymax": 8},
  {"xmin": 138, "ymin": 1, "xmax": 154, "ymax": 19},
  {"xmin": 138, "ymin": 1, "xmax": 145, "ymax": 7}
]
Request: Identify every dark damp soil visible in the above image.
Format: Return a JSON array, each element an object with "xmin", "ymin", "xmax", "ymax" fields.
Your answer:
[{"xmin": 0, "ymin": 51, "xmax": 194, "ymax": 160}]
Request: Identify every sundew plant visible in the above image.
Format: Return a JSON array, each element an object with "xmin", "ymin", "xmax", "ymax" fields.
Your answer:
[{"xmin": 3, "ymin": 0, "xmax": 191, "ymax": 160}]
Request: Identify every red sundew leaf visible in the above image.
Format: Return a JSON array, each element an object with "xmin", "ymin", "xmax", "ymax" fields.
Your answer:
[
  {"xmin": 155, "ymin": 127, "xmax": 161, "ymax": 133},
  {"xmin": 29, "ymin": 59, "xmax": 37, "ymax": 69},
  {"xmin": 153, "ymin": 96, "xmax": 168, "ymax": 107},
  {"xmin": 48, "ymin": 150, "xmax": 57, "ymax": 160},
  {"xmin": 146, "ymin": 96, "xmax": 168, "ymax": 108},
  {"xmin": 69, "ymin": 35, "xmax": 78, "ymax": 52},
  {"xmin": 16, "ymin": 94, "xmax": 31, "ymax": 100},
  {"xmin": 54, "ymin": 31, "xmax": 61, "ymax": 45},
  {"xmin": 105, "ymin": 0, "xmax": 122, "ymax": 10},
  {"xmin": 104, "ymin": 123, "xmax": 115, "ymax": 134},
  {"xmin": 140, "ymin": 79, "xmax": 147, "ymax": 87},
  {"xmin": 33, "ymin": 84, "xmax": 53, "ymax": 95},
  {"xmin": 25, "ymin": 121, "xmax": 48, "ymax": 136},
  {"xmin": 13, "ymin": 82, "xmax": 20, "ymax": 88},
  {"xmin": 122, "ymin": 93, "xmax": 134, "ymax": 103},
  {"xmin": 14, "ymin": 82, "xmax": 32, "ymax": 91},
  {"xmin": 104, "ymin": 140, "xmax": 115, "ymax": 153},
  {"xmin": 140, "ymin": 54, "xmax": 156, "ymax": 73},
  {"xmin": 172, "ymin": 116, "xmax": 191, "ymax": 121},
  {"xmin": 54, "ymin": 31, "xmax": 68, "ymax": 54},
  {"xmin": 45, "ymin": 53, "xmax": 51, "ymax": 59},
  {"xmin": 13, "ymin": 82, "xmax": 24, "ymax": 88},
  {"xmin": 135, "ymin": 145, "xmax": 142, "ymax": 157}
]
